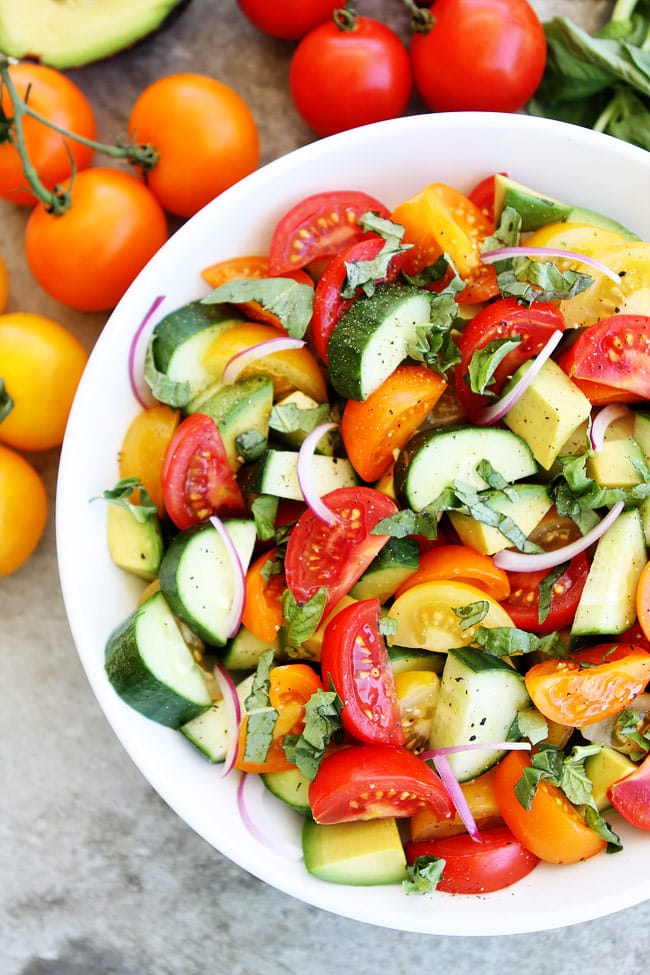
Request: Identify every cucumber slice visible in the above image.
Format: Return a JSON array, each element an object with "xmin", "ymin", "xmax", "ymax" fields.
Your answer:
[
  {"xmin": 428, "ymin": 647, "xmax": 531, "ymax": 782},
  {"xmin": 105, "ymin": 590, "xmax": 211, "ymax": 728},
  {"xmin": 262, "ymin": 766, "xmax": 312, "ymax": 813},
  {"xmin": 349, "ymin": 535, "xmax": 419, "ymax": 603},
  {"xmin": 188, "ymin": 375, "xmax": 274, "ymax": 470},
  {"xmin": 327, "ymin": 283, "xmax": 432, "ymax": 401},
  {"xmin": 571, "ymin": 508, "xmax": 647, "ymax": 636},
  {"xmin": 394, "ymin": 425, "xmax": 538, "ymax": 512},
  {"xmin": 181, "ymin": 674, "xmax": 254, "ymax": 762},
  {"xmin": 159, "ymin": 521, "xmax": 249, "ymax": 646},
  {"xmin": 388, "ymin": 646, "xmax": 446, "ymax": 676},
  {"xmin": 241, "ymin": 448, "xmax": 357, "ymax": 501},
  {"xmin": 221, "ymin": 624, "xmax": 279, "ymax": 670}
]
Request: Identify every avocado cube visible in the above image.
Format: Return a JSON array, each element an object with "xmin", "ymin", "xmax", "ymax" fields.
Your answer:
[
  {"xmin": 584, "ymin": 746, "xmax": 637, "ymax": 811},
  {"xmin": 106, "ymin": 504, "xmax": 163, "ymax": 581},
  {"xmin": 587, "ymin": 415, "xmax": 646, "ymax": 488},
  {"xmin": 302, "ymin": 818, "xmax": 407, "ymax": 886}
]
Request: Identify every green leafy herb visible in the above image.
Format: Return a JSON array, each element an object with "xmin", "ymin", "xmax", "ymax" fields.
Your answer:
[
  {"xmin": 0, "ymin": 377, "xmax": 13, "ymax": 423},
  {"xmin": 474, "ymin": 626, "xmax": 567, "ymax": 658},
  {"xmin": 250, "ymin": 495, "xmax": 280, "ymax": 542},
  {"xmin": 482, "ymin": 206, "xmax": 522, "ymax": 254},
  {"xmin": 475, "ymin": 460, "xmax": 520, "ymax": 502},
  {"xmin": 144, "ymin": 339, "xmax": 190, "ymax": 408},
  {"xmin": 282, "ymin": 687, "xmax": 343, "ymax": 780},
  {"xmin": 372, "ymin": 506, "xmax": 440, "ymax": 541},
  {"xmin": 550, "ymin": 450, "xmax": 650, "ymax": 532},
  {"xmin": 235, "ymin": 429, "xmax": 267, "ymax": 463},
  {"xmin": 279, "ymin": 587, "xmax": 327, "ymax": 658},
  {"xmin": 269, "ymin": 400, "xmax": 332, "ymax": 439},
  {"xmin": 406, "ymin": 254, "xmax": 466, "ymax": 377},
  {"xmin": 94, "ymin": 477, "xmax": 158, "ymax": 523},
  {"xmin": 512, "ymin": 708, "xmax": 549, "ymax": 746},
  {"xmin": 467, "ymin": 335, "xmax": 522, "ymax": 396},
  {"xmin": 245, "ymin": 649, "xmax": 275, "ymax": 711},
  {"xmin": 497, "ymin": 257, "xmax": 593, "ymax": 306},
  {"xmin": 454, "ymin": 600, "xmax": 490, "ymax": 630},
  {"xmin": 202, "ymin": 277, "xmax": 314, "ymax": 339},
  {"xmin": 537, "ymin": 562, "xmax": 569, "ymax": 625},
  {"xmin": 614, "ymin": 708, "xmax": 650, "ymax": 759},
  {"xmin": 340, "ymin": 213, "xmax": 411, "ymax": 299},
  {"xmin": 241, "ymin": 649, "xmax": 278, "ymax": 765},
  {"xmin": 403, "ymin": 856, "xmax": 446, "ymax": 894},
  {"xmin": 449, "ymin": 480, "xmax": 545, "ymax": 553}
]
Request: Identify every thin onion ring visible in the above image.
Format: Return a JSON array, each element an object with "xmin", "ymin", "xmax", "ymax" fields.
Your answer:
[
  {"xmin": 236, "ymin": 772, "xmax": 303, "ymax": 860},
  {"xmin": 296, "ymin": 422, "xmax": 340, "ymax": 525},
  {"xmin": 481, "ymin": 246, "xmax": 621, "ymax": 284},
  {"xmin": 212, "ymin": 662, "xmax": 242, "ymax": 777},
  {"xmin": 128, "ymin": 294, "xmax": 165, "ymax": 407},
  {"xmin": 222, "ymin": 336, "xmax": 305, "ymax": 384},
  {"xmin": 589, "ymin": 404, "xmax": 630, "ymax": 452},
  {"xmin": 476, "ymin": 329, "xmax": 564, "ymax": 426},
  {"xmin": 430, "ymin": 753, "xmax": 481, "ymax": 843}
]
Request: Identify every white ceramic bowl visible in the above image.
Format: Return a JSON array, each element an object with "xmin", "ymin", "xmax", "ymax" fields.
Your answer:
[{"xmin": 57, "ymin": 112, "xmax": 650, "ymax": 936}]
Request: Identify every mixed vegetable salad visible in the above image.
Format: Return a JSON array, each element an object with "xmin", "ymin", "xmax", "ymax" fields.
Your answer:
[{"xmin": 102, "ymin": 171, "xmax": 650, "ymax": 897}]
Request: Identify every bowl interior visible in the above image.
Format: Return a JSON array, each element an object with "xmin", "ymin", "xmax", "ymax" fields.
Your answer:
[{"xmin": 57, "ymin": 112, "xmax": 650, "ymax": 936}]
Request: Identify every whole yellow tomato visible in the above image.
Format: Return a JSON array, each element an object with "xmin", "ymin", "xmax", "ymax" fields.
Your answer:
[
  {"xmin": 0, "ymin": 312, "xmax": 88, "ymax": 451},
  {"xmin": 0, "ymin": 443, "xmax": 48, "ymax": 576}
]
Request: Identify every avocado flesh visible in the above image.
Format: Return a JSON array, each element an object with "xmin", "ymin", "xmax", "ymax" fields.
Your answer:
[{"xmin": 0, "ymin": 0, "xmax": 190, "ymax": 69}]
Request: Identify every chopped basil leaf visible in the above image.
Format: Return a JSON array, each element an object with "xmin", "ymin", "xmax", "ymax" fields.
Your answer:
[
  {"xmin": 269, "ymin": 401, "xmax": 331, "ymax": 437},
  {"xmin": 202, "ymin": 278, "xmax": 314, "ymax": 339},
  {"xmin": 474, "ymin": 625, "xmax": 567, "ymax": 658},
  {"xmin": 245, "ymin": 648, "xmax": 275, "ymax": 711},
  {"xmin": 372, "ymin": 506, "xmax": 440, "ymax": 541},
  {"xmin": 340, "ymin": 212, "xmax": 411, "ymax": 299},
  {"xmin": 537, "ymin": 562, "xmax": 568, "ymax": 625},
  {"xmin": 95, "ymin": 477, "xmax": 158, "ymax": 523},
  {"xmin": 260, "ymin": 554, "xmax": 284, "ymax": 584},
  {"xmin": 282, "ymin": 687, "xmax": 343, "ymax": 780},
  {"xmin": 467, "ymin": 335, "xmax": 522, "ymax": 397},
  {"xmin": 403, "ymin": 856, "xmax": 445, "ymax": 894},
  {"xmin": 454, "ymin": 600, "xmax": 489, "ymax": 630},
  {"xmin": 482, "ymin": 206, "xmax": 522, "ymax": 255},
  {"xmin": 614, "ymin": 709, "xmax": 650, "ymax": 759},
  {"xmin": 550, "ymin": 450, "xmax": 650, "ymax": 532},
  {"xmin": 144, "ymin": 339, "xmax": 190, "ymax": 407},
  {"xmin": 583, "ymin": 805, "xmax": 623, "ymax": 853},
  {"xmin": 475, "ymin": 460, "xmax": 520, "ymax": 502},
  {"xmin": 451, "ymin": 480, "xmax": 544, "ymax": 553},
  {"xmin": 251, "ymin": 495, "xmax": 279, "ymax": 542},
  {"xmin": 497, "ymin": 258, "xmax": 593, "ymax": 306},
  {"xmin": 235, "ymin": 429, "xmax": 267, "ymax": 463},
  {"xmin": 513, "ymin": 708, "xmax": 549, "ymax": 746},
  {"xmin": 243, "ymin": 707, "xmax": 278, "ymax": 765},
  {"xmin": 279, "ymin": 587, "xmax": 327, "ymax": 658}
]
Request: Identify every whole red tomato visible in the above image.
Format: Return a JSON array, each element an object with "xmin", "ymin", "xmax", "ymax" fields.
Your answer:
[
  {"xmin": 237, "ymin": 0, "xmax": 340, "ymax": 39},
  {"xmin": 289, "ymin": 12, "xmax": 412, "ymax": 136},
  {"xmin": 409, "ymin": 0, "xmax": 547, "ymax": 113}
]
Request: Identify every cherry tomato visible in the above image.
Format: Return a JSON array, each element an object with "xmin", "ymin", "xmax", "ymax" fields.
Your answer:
[
  {"xmin": 0, "ymin": 312, "xmax": 88, "ymax": 451},
  {"xmin": 321, "ymin": 598, "xmax": 405, "ymax": 746},
  {"xmin": 128, "ymin": 73, "xmax": 260, "ymax": 219},
  {"xmin": 236, "ymin": 0, "xmax": 340, "ymax": 40},
  {"xmin": 525, "ymin": 644, "xmax": 650, "ymax": 727},
  {"xmin": 201, "ymin": 255, "xmax": 313, "ymax": 330},
  {"xmin": 310, "ymin": 236, "xmax": 408, "ymax": 364},
  {"xmin": 119, "ymin": 404, "xmax": 180, "ymax": 517},
  {"xmin": 453, "ymin": 298, "xmax": 566, "ymax": 421},
  {"xmin": 390, "ymin": 182, "xmax": 499, "ymax": 302},
  {"xmin": 0, "ymin": 255, "xmax": 8, "ymax": 313},
  {"xmin": 494, "ymin": 749, "xmax": 606, "ymax": 864},
  {"xmin": 608, "ymin": 752, "xmax": 650, "ymax": 830},
  {"xmin": 284, "ymin": 486, "xmax": 397, "ymax": 616},
  {"xmin": 241, "ymin": 547, "xmax": 286, "ymax": 643},
  {"xmin": 500, "ymin": 553, "xmax": 590, "ymax": 635},
  {"xmin": 394, "ymin": 544, "xmax": 511, "ymax": 602},
  {"xmin": 0, "ymin": 63, "xmax": 96, "ymax": 206},
  {"xmin": 161, "ymin": 413, "xmax": 246, "ymax": 530},
  {"xmin": 409, "ymin": 0, "xmax": 546, "ymax": 114},
  {"xmin": 340, "ymin": 365, "xmax": 447, "ymax": 483},
  {"xmin": 24, "ymin": 168, "xmax": 168, "ymax": 312},
  {"xmin": 0, "ymin": 443, "xmax": 48, "ymax": 576},
  {"xmin": 558, "ymin": 314, "xmax": 650, "ymax": 403},
  {"xmin": 309, "ymin": 744, "xmax": 454, "ymax": 824},
  {"xmin": 268, "ymin": 190, "xmax": 391, "ymax": 277},
  {"xmin": 289, "ymin": 14, "xmax": 412, "ymax": 137},
  {"xmin": 406, "ymin": 825, "xmax": 539, "ymax": 894},
  {"xmin": 235, "ymin": 663, "xmax": 323, "ymax": 773}
]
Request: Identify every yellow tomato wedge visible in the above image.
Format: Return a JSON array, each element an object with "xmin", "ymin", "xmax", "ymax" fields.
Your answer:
[
  {"xmin": 525, "ymin": 220, "xmax": 626, "ymax": 255},
  {"xmin": 558, "ymin": 241, "xmax": 650, "ymax": 328}
]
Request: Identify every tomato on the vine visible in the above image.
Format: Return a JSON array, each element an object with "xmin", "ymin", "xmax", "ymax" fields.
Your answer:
[
  {"xmin": 0, "ymin": 443, "xmax": 48, "ymax": 576},
  {"xmin": 128, "ymin": 73, "xmax": 260, "ymax": 219},
  {"xmin": 453, "ymin": 297, "xmax": 566, "ymax": 421},
  {"xmin": 409, "ymin": 0, "xmax": 547, "ymax": 114},
  {"xmin": 0, "ymin": 312, "xmax": 88, "ymax": 451},
  {"xmin": 24, "ymin": 167, "xmax": 168, "ymax": 311},
  {"xmin": 161, "ymin": 413, "xmax": 246, "ymax": 530},
  {"xmin": 320, "ymin": 598, "xmax": 405, "ymax": 746},
  {"xmin": 309, "ymin": 744, "xmax": 454, "ymax": 824},
  {"xmin": 236, "ymin": 0, "xmax": 340, "ymax": 40},
  {"xmin": 500, "ymin": 553, "xmax": 590, "ymax": 635},
  {"xmin": 0, "ymin": 63, "xmax": 96, "ymax": 206},
  {"xmin": 268, "ymin": 190, "xmax": 391, "ymax": 276},
  {"xmin": 289, "ymin": 13, "xmax": 412, "ymax": 137}
]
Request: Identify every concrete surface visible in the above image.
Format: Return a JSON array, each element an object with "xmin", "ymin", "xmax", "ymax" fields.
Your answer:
[{"xmin": 3, "ymin": 1, "xmax": 649, "ymax": 972}]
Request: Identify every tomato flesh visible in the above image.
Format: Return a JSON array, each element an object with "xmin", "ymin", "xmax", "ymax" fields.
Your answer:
[
  {"xmin": 321, "ymin": 598, "xmax": 405, "ymax": 746},
  {"xmin": 406, "ymin": 826, "xmax": 539, "ymax": 894},
  {"xmin": 268, "ymin": 190, "xmax": 391, "ymax": 276},
  {"xmin": 161, "ymin": 413, "xmax": 246, "ymax": 530},
  {"xmin": 558, "ymin": 314, "xmax": 650, "ymax": 401},
  {"xmin": 609, "ymin": 752, "xmax": 650, "ymax": 830},
  {"xmin": 309, "ymin": 744, "xmax": 454, "ymax": 824},
  {"xmin": 500, "ymin": 553, "xmax": 590, "ymax": 635}
]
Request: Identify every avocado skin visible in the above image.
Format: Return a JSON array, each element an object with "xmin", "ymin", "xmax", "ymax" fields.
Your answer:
[{"xmin": 0, "ymin": 0, "xmax": 193, "ymax": 69}]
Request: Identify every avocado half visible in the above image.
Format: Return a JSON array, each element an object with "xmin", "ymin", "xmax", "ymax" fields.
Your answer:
[{"xmin": 0, "ymin": 0, "xmax": 191, "ymax": 69}]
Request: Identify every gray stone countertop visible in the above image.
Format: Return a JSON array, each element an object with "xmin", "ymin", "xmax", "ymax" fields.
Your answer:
[{"xmin": 3, "ymin": 1, "xmax": 649, "ymax": 972}]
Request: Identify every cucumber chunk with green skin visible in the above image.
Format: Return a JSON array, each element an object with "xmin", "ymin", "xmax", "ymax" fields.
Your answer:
[
  {"xmin": 302, "ymin": 818, "xmax": 407, "ymax": 885},
  {"xmin": 571, "ymin": 508, "xmax": 647, "ymax": 637},
  {"xmin": 220, "ymin": 624, "xmax": 279, "ymax": 670},
  {"xmin": 105, "ymin": 590, "xmax": 211, "ymax": 728},
  {"xmin": 350, "ymin": 535, "xmax": 420, "ymax": 603},
  {"xmin": 151, "ymin": 301, "xmax": 244, "ymax": 407},
  {"xmin": 181, "ymin": 674, "xmax": 254, "ymax": 763},
  {"xmin": 327, "ymin": 283, "xmax": 432, "ymax": 401},
  {"xmin": 159, "ymin": 520, "xmax": 253, "ymax": 646},
  {"xmin": 428, "ymin": 647, "xmax": 531, "ymax": 782},
  {"xmin": 241, "ymin": 448, "xmax": 358, "ymax": 501},
  {"xmin": 394, "ymin": 425, "xmax": 538, "ymax": 512},
  {"xmin": 388, "ymin": 646, "xmax": 446, "ymax": 676},
  {"xmin": 189, "ymin": 375, "xmax": 274, "ymax": 469},
  {"xmin": 262, "ymin": 767, "xmax": 312, "ymax": 814}
]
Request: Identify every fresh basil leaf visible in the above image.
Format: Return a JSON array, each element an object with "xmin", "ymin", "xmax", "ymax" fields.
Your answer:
[
  {"xmin": 245, "ymin": 648, "xmax": 275, "ymax": 711},
  {"xmin": 243, "ymin": 707, "xmax": 278, "ymax": 764},
  {"xmin": 269, "ymin": 401, "xmax": 331, "ymax": 437},
  {"xmin": 467, "ymin": 336, "xmax": 522, "ymax": 396},
  {"xmin": 454, "ymin": 600, "xmax": 489, "ymax": 630},
  {"xmin": 482, "ymin": 206, "xmax": 522, "ymax": 254},
  {"xmin": 95, "ymin": 477, "xmax": 158, "ymax": 523},
  {"xmin": 537, "ymin": 562, "xmax": 568, "ymax": 625},
  {"xmin": 144, "ymin": 339, "xmax": 190, "ymax": 407},
  {"xmin": 250, "ymin": 495, "xmax": 279, "ymax": 542},
  {"xmin": 283, "ymin": 688, "xmax": 343, "ymax": 780},
  {"xmin": 451, "ymin": 480, "xmax": 544, "ymax": 553},
  {"xmin": 498, "ymin": 257, "xmax": 593, "ymax": 305},
  {"xmin": 475, "ymin": 460, "xmax": 520, "ymax": 502},
  {"xmin": 235, "ymin": 429, "xmax": 267, "ymax": 463},
  {"xmin": 202, "ymin": 278, "xmax": 314, "ymax": 339},
  {"xmin": 514, "ymin": 708, "xmax": 549, "ymax": 746},
  {"xmin": 372, "ymin": 506, "xmax": 440, "ymax": 541},
  {"xmin": 474, "ymin": 626, "xmax": 567, "ymax": 658},
  {"xmin": 583, "ymin": 805, "xmax": 623, "ymax": 852},
  {"xmin": 279, "ymin": 587, "xmax": 327, "ymax": 658},
  {"xmin": 403, "ymin": 856, "xmax": 446, "ymax": 894}
]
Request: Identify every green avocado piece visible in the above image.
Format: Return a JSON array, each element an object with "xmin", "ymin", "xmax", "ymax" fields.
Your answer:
[
  {"xmin": 106, "ymin": 503, "xmax": 164, "ymax": 582},
  {"xmin": 585, "ymin": 746, "xmax": 636, "ymax": 811},
  {"xmin": 302, "ymin": 818, "xmax": 407, "ymax": 886},
  {"xmin": 0, "ymin": 0, "xmax": 191, "ymax": 69}
]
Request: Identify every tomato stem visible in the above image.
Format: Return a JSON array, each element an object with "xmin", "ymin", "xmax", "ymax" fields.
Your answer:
[
  {"xmin": 0, "ymin": 56, "xmax": 159, "ymax": 214},
  {"xmin": 333, "ymin": 3, "xmax": 358, "ymax": 31},
  {"xmin": 399, "ymin": 0, "xmax": 435, "ymax": 34}
]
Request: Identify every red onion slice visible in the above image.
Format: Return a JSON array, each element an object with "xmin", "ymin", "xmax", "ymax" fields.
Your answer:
[
  {"xmin": 212, "ymin": 662, "xmax": 242, "ymax": 777},
  {"xmin": 128, "ymin": 294, "xmax": 165, "ymax": 408},
  {"xmin": 430, "ymin": 754, "xmax": 481, "ymax": 842},
  {"xmin": 421, "ymin": 741, "xmax": 532, "ymax": 759},
  {"xmin": 296, "ymin": 422, "xmax": 341, "ymax": 525},
  {"xmin": 222, "ymin": 337, "xmax": 305, "ymax": 384},
  {"xmin": 209, "ymin": 515, "xmax": 246, "ymax": 637},
  {"xmin": 493, "ymin": 501, "xmax": 625, "ymax": 573},
  {"xmin": 481, "ymin": 246, "xmax": 621, "ymax": 284},
  {"xmin": 476, "ymin": 329, "xmax": 564, "ymax": 426},
  {"xmin": 589, "ymin": 404, "xmax": 630, "ymax": 452},
  {"xmin": 236, "ymin": 772, "xmax": 303, "ymax": 860}
]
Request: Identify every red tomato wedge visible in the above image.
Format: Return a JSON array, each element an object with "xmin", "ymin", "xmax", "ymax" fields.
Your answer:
[
  {"xmin": 406, "ymin": 826, "xmax": 539, "ymax": 894},
  {"xmin": 268, "ymin": 190, "xmax": 391, "ymax": 275},
  {"xmin": 500, "ymin": 553, "xmax": 590, "ymax": 635},
  {"xmin": 200, "ymin": 254, "xmax": 313, "ymax": 330},
  {"xmin": 309, "ymin": 744, "xmax": 454, "ymax": 824},
  {"xmin": 284, "ymin": 486, "xmax": 397, "ymax": 616},
  {"xmin": 558, "ymin": 314, "xmax": 650, "ymax": 402},
  {"xmin": 321, "ymin": 598, "xmax": 405, "ymax": 746},
  {"xmin": 609, "ymin": 752, "xmax": 650, "ymax": 831},
  {"xmin": 161, "ymin": 413, "xmax": 246, "ymax": 529}
]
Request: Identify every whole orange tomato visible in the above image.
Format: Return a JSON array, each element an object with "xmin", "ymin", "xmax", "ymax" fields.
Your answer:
[
  {"xmin": 128, "ymin": 73, "xmax": 260, "ymax": 218},
  {"xmin": 0, "ymin": 443, "xmax": 48, "ymax": 576},
  {"xmin": 24, "ymin": 167, "xmax": 168, "ymax": 311},
  {"xmin": 0, "ymin": 312, "xmax": 88, "ymax": 451},
  {"xmin": 0, "ymin": 63, "xmax": 96, "ymax": 206}
]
